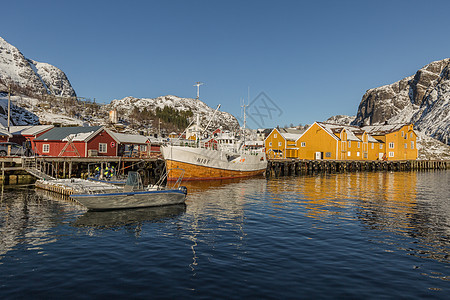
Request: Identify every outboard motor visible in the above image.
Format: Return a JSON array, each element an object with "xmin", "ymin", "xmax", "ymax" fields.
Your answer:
[{"xmin": 178, "ymin": 186, "xmax": 188, "ymax": 195}]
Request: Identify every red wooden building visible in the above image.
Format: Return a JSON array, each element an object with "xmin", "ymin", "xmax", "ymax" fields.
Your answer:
[
  {"xmin": 33, "ymin": 126, "xmax": 119, "ymax": 157},
  {"xmin": 9, "ymin": 125, "xmax": 54, "ymax": 147}
]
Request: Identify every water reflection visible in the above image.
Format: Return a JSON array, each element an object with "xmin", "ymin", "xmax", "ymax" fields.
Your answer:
[
  {"xmin": 0, "ymin": 187, "xmax": 82, "ymax": 259},
  {"xmin": 73, "ymin": 204, "xmax": 186, "ymax": 229},
  {"xmin": 267, "ymin": 171, "xmax": 450, "ymax": 264}
]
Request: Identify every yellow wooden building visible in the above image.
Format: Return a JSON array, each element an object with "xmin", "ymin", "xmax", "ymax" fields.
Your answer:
[
  {"xmin": 361, "ymin": 124, "xmax": 418, "ymax": 160},
  {"xmin": 264, "ymin": 128, "xmax": 303, "ymax": 159},
  {"xmin": 265, "ymin": 122, "xmax": 418, "ymax": 161}
]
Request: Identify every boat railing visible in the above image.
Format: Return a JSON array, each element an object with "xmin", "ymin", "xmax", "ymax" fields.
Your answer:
[{"xmin": 151, "ymin": 167, "xmax": 185, "ymax": 190}]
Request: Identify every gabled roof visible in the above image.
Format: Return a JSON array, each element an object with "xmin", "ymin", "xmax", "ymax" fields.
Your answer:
[
  {"xmin": 108, "ymin": 131, "xmax": 148, "ymax": 144},
  {"xmin": 9, "ymin": 125, "xmax": 54, "ymax": 136},
  {"xmin": 35, "ymin": 126, "xmax": 104, "ymax": 142},
  {"xmin": 361, "ymin": 124, "xmax": 412, "ymax": 135}
]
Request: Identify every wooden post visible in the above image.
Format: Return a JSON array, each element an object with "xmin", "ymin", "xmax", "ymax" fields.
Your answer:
[{"xmin": 69, "ymin": 162, "xmax": 72, "ymax": 179}]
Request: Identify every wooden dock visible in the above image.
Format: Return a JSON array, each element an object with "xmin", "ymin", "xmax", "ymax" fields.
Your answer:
[
  {"xmin": 266, "ymin": 159, "xmax": 450, "ymax": 178},
  {"xmin": 0, "ymin": 156, "xmax": 166, "ymax": 185}
]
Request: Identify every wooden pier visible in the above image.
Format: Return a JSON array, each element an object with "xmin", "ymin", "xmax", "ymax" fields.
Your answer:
[
  {"xmin": 0, "ymin": 156, "xmax": 166, "ymax": 185},
  {"xmin": 266, "ymin": 159, "xmax": 450, "ymax": 178}
]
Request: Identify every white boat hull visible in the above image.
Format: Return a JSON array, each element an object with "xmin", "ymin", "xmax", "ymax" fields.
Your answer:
[{"xmin": 161, "ymin": 145, "xmax": 267, "ymax": 180}]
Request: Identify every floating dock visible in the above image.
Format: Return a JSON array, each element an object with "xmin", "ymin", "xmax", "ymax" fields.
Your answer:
[{"xmin": 35, "ymin": 178, "xmax": 122, "ymax": 196}]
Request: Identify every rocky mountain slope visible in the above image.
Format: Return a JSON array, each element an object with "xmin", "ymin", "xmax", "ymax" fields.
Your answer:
[
  {"xmin": 0, "ymin": 37, "xmax": 75, "ymax": 97},
  {"xmin": 352, "ymin": 59, "xmax": 450, "ymax": 144},
  {"xmin": 105, "ymin": 95, "xmax": 239, "ymax": 131}
]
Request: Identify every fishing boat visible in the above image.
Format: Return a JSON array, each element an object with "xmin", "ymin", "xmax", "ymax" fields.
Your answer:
[
  {"xmin": 161, "ymin": 83, "xmax": 267, "ymax": 180},
  {"xmin": 70, "ymin": 170, "xmax": 187, "ymax": 211}
]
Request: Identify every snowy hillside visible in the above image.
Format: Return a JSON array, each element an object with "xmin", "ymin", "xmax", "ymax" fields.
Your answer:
[
  {"xmin": 106, "ymin": 95, "xmax": 240, "ymax": 131},
  {"xmin": 0, "ymin": 37, "xmax": 75, "ymax": 97},
  {"xmin": 352, "ymin": 58, "xmax": 450, "ymax": 144}
]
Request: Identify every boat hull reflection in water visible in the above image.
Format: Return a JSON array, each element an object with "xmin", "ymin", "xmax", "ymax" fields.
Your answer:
[{"xmin": 74, "ymin": 204, "xmax": 186, "ymax": 228}]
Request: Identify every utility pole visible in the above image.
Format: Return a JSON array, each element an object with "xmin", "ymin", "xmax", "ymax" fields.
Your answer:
[
  {"xmin": 7, "ymin": 83, "xmax": 11, "ymax": 132},
  {"xmin": 193, "ymin": 81, "xmax": 204, "ymax": 100}
]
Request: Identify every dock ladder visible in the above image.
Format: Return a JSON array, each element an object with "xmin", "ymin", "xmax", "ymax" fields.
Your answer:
[{"xmin": 22, "ymin": 157, "xmax": 56, "ymax": 181}]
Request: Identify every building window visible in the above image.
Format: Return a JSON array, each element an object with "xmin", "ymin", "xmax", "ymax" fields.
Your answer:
[
  {"xmin": 348, "ymin": 141, "xmax": 351, "ymax": 148},
  {"xmin": 99, "ymin": 143, "xmax": 107, "ymax": 153},
  {"xmin": 274, "ymin": 133, "xmax": 277, "ymax": 138},
  {"xmin": 380, "ymin": 144, "xmax": 383, "ymax": 149},
  {"xmin": 371, "ymin": 143, "xmax": 374, "ymax": 149},
  {"xmin": 358, "ymin": 142, "xmax": 360, "ymax": 148},
  {"xmin": 364, "ymin": 153, "xmax": 368, "ymax": 158},
  {"xmin": 389, "ymin": 152, "xmax": 394, "ymax": 157},
  {"xmin": 140, "ymin": 145, "xmax": 147, "ymax": 152},
  {"xmin": 389, "ymin": 142, "xmax": 394, "ymax": 149},
  {"xmin": 347, "ymin": 151, "xmax": 351, "ymax": 157},
  {"xmin": 301, "ymin": 142, "xmax": 306, "ymax": 147},
  {"xmin": 411, "ymin": 141, "xmax": 414, "ymax": 149},
  {"xmin": 410, "ymin": 132, "xmax": 413, "ymax": 138},
  {"xmin": 269, "ymin": 142, "xmax": 272, "ymax": 147},
  {"xmin": 43, "ymin": 144, "xmax": 50, "ymax": 153},
  {"xmin": 325, "ymin": 152, "xmax": 331, "ymax": 157},
  {"xmin": 357, "ymin": 152, "xmax": 360, "ymax": 157},
  {"xmin": 404, "ymin": 143, "xmax": 407, "ymax": 149},
  {"xmin": 278, "ymin": 142, "xmax": 282, "ymax": 147},
  {"xmin": 401, "ymin": 131, "xmax": 404, "ymax": 137}
]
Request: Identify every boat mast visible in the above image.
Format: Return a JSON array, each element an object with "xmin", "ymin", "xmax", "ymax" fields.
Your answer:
[{"xmin": 193, "ymin": 82, "xmax": 204, "ymax": 141}]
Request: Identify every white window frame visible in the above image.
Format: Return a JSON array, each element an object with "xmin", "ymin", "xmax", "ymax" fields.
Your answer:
[
  {"xmin": 357, "ymin": 142, "xmax": 360, "ymax": 148},
  {"xmin": 371, "ymin": 143, "xmax": 374, "ymax": 149},
  {"xmin": 357, "ymin": 151, "xmax": 360, "ymax": 157},
  {"xmin": 140, "ymin": 145, "xmax": 147, "ymax": 152},
  {"xmin": 389, "ymin": 142, "xmax": 394, "ymax": 149},
  {"xmin": 99, "ymin": 143, "xmax": 107, "ymax": 153},
  {"xmin": 347, "ymin": 151, "xmax": 351, "ymax": 157},
  {"xmin": 274, "ymin": 133, "xmax": 277, "ymax": 138},
  {"xmin": 43, "ymin": 144, "xmax": 50, "ymax": 153},
  {"xmin": 380, "ymin": 144, "xmax": 383, "ymax": 149},
  {"xmin": 278, "ymin": 142, "xmax": 282, "ymax": 147},
  {"xmin": 301, "ymin": 142, "xmax": 306, "ymax": 147},
  {"xmin": 269, "ymin": 142, "xmax": 272, "ymax": 147},
  {"xmin": 404, "ymin": 143, "xmax": 407, "ymax": 149},
  {"xmin": 411, "ymin": 141, "xmax": 414, "ymax": 149},
  {"xmin": 389, "ymin": 152, "xmax": 394, "ymax": 157}
]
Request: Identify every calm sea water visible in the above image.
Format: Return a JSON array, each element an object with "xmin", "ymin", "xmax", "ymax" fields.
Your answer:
[{"xmin": 0, "ymin": 171, "xmax": 449, "ymax": 299}]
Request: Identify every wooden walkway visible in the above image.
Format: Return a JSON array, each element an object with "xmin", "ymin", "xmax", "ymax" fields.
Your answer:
[{"xmin": 266, "ymin": 159, "xmax": 450, "ymax": 178}]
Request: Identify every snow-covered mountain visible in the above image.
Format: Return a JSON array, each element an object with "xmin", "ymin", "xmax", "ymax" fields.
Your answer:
[
  {"xmin": 105, "ymin": 95, "xmax": 240, "ymax": 131},
  {"xmin": 351, "ymin": 58, "xmax": 450, "ymax": 144},
  {"xmin": 325, "ymin": 115, "xmax": 356, "ymax": 126},
  {"xmin": 0, "ymin": 37, "xmax": 75, "ymax": 97}
]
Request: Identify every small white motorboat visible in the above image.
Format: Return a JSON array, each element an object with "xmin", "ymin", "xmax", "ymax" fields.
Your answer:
[{"xmin": 70, "ymin": 169, "xmax": 187, "ymax": 211}]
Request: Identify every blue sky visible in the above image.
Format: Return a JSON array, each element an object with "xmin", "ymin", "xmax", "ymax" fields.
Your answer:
[{"xmin": 3, "ymin": 0, "xmax": 450, "ymax": 129}]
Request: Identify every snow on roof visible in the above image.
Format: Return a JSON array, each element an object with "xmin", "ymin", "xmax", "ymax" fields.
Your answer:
[
  {"xmin": 281, "ymin": 132, "xmax": 303, "ymax": 141},
  {"xmin": 0, "ymin": 127, "xmax": 12, "ymax": 137},
  {"xmin": 9, "ymin": 125, "xmax": 54, "ymax": 136},
  {"xmin": 35, "ymin": 126, "xmax": 103, "ymax": 141},
  {"xmin": 361, "ymin": 124, "xmax": 409, "ymax": 135},
  {"xmin": 108, "ymin": 131, "xmax": 148, "ymax": 144}
]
